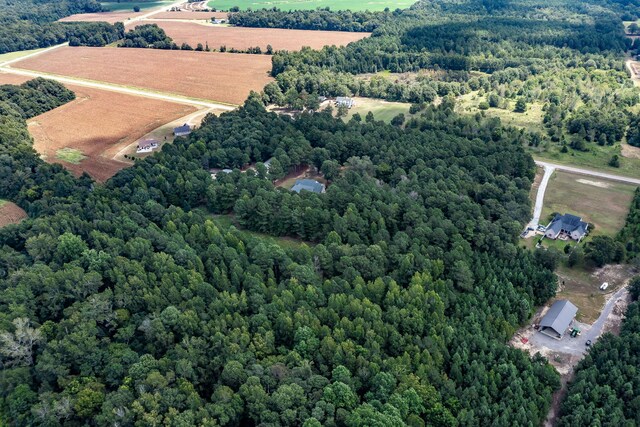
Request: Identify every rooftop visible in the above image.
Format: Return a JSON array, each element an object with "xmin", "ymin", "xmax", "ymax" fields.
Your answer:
[{"xmin": 291, "ymin": 179, "xmax": 325, "ymax": 194}]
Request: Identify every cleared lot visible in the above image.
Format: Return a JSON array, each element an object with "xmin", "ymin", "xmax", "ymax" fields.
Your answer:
[
  {"xmin": 148, "ymin": 20, "xmax": 370, "ymax": 51},
  {"xmin": 12, "ymin": 46, "xmax": 273, "ymax": 105},
  {"xmin": 27, "ymin": 84, "xmax": 196, "ymax": 181}
]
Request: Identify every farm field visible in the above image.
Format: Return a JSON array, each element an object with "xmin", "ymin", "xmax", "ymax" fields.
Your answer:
[
  {"xmin": 27, "ymin": 84, "xmax": 196, "ymax": 181},
  {"xmin": 12, "ymin": 46, "xmax": 273, "ymax": 105},
  {"xmin": 0, "ymin": 71, "xmax": 32, "ymax": 85},
  {"xmin": 340, "ymin": 97, "xmax": 412, "ymax": 123},
  {"xmin": 0, "ymin": 200, "xmax": 27, "ymax": 227},
  {"xmin": 0, "ymin": 48, "xmax": 47, "ymax": 65},
  {"xmin": 59, "ymin": 11, "xmax": 143, "ymax": 23},
  {"xmin": 101, "ymin": 1, "xmax": 172, "ymax": 11},
  {"xmin": 540, "ymin": 171, "xmax": 637, "ymax": 237},
  {"xmin": 148, "ymin": 20, "xmax": 370, "ymax": 51},
  {"xmin": 207, "ymin": 0, "xmax": 415, "ymax": 11},
  {"xmin": 152, "ymin": 11, "xmax": 228, "ymax": 19}
]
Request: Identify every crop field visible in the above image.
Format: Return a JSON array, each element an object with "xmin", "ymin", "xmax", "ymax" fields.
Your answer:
[
  {"xmin": 148, "ymin": 20, "xmax": 370, "ymax": 51},
  {"xmin": 0, "ymin": 200, "xmax": 27, "ymax": 227},
  {"xmin": 540, "ymin": 171, "xmax": 637, "ymax": 237},
  {"xmin": 0, "ymin": 71, "xmax": 31, "ymax": 85},
  {"xmin": 59, "ymin": 11, "xmax": 143, "ymax": 23},
  {"xmin": 27, "ymin": 85, "xmax": 196, "ymax": 181},
  {"xmin": 152, "ymin": 11, "xmax": 229, "ymax": 19},
  {"xmin": 12, "ymin": 46, "xmax": 273, "ymax": 105},
  {"xmin": 207, "ymin": 0, "xmax": 415, "ymax": 11}
]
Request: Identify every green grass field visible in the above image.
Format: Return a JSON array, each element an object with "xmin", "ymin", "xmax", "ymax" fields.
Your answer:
[
  {"xmin": 0, "ymin": 48, "xmax": 46, "ymax": 65},
  {"xmin": 101, "ymin": 1, "xmax": 171, "ymax": 11},
  {"xmin": 56, "ymin": 148, "xmax": 86, "ymax": 164},
  {"xmin": 457, "ymin": 92, "xmax": 544, "ymax": 133},
  {"xmin": 341, "ymin": 97, "xmax": 412, "ymax": 124},
  {"xmin": 207, "ymin": 0, "xmax": 415, "ymax": 11},
  {"xmin": 540, "ymin": 170, "xmax": 637, "ymax": 237}
]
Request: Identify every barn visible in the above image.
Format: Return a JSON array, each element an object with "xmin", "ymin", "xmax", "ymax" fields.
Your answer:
[{"xmin": 539, "ymin": 300, "xmax": 578, "ymax": 340}]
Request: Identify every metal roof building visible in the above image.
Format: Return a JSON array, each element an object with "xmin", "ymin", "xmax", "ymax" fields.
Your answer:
[
  {"xmin": 539, "ymin": 300, "xmax": 578, "ymax": 340},
  {"xmin": 291, "ymin": 179, "xmax": 325, "ymax": 194},
  {"xmin": 173, "ymin": 124, "xmax": 192, "ymax": 137}
]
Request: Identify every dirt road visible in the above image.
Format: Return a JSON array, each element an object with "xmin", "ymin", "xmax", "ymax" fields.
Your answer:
[{"xmin": 528, "ymin": 163, "xmax": 555, "ymax": 229}]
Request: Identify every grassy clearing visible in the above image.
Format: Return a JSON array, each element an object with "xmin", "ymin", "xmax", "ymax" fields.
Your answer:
[
  {"xmin": 0, "ymin": 48, "xmax": 46, "ymax": 64},
  {"xmin": 56, "ymin": 148, "xmax": 86, "ymax": 164},
  {"xmin": 341, "ymin": 97, "xmax": 412, "ymax": 124},
  {"xmin": 101, "ymin": 1, "xmax": 171, "ymax": 11},
  {"xmin": 540, "ymin": 171, "xmax": 637, "ymax": 237},
  {"xmin": 456, "ymin": 92, "xmax": 544, "ymax": 132},
  {"xmin": 533, "ymin": 145, "xmax": 640, "ymax": 180},
  {"xmin": 554, "ymin": 264, "xmax": 633, "ymax": 323},
  {"xmin": 207, "ymin": 0, "xmax": 414, "ymax": 11},
  {"xmin": 209, "ymin": 213, "xmax": 311, "ymax": 251}
]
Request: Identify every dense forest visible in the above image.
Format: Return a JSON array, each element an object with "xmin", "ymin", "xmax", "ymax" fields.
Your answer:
[
  {"xmin": 0, "ymin": 75, "xmax": 562, "ymax": 424},
  {"xmin": 228, "ymin": 9, "xmax": 392, "ymax": 32},
  {"xmin": 0, "ymin": 0, "xmax": 104, "ymax": 53},
  {"xmin": 264, "ymin": 0, "xmax": 637, "ymax": 154}
]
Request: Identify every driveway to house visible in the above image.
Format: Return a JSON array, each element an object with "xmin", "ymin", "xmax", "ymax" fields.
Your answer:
[
  {"xmin": 529, "ymin": 286, "xmax": 629, "ymax": 356},
  {"xmin": 534, "ymin": 160, "xmax": 640, "ymax": 186},
  {"xmin": 528, "ymin": 163, "xmax": 555, "ymax": 229}
]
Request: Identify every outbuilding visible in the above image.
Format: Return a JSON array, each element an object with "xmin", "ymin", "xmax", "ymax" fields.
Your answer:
[
  {"xmin": 173, "ymin": 124, "xmax": 192, "ymax": 137},
  {"xmin": 539, "ymin": 300, "xmax": 578, "ymax": 340}
]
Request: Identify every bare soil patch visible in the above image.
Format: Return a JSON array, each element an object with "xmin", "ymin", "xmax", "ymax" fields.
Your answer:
[
  {"xmin": 621, "ymin": 141, "xmax": 640, "ymax": 159},
  {"xmin": 148, "ymin": 20, "xmax": 370, "ymax": 51},
  {"xmin": 0, "ymin": 72, "xmax": 32, "ymax": 85},
  {"xmin": 152, "ymin": 11, "xmax": 228, "ymax": 19},
  {"xmin": 13, "ymin": 46, "xmax": 273, "ymax": 105},
  {"xmin": 0, "ymin": 201, "xmax": 27, "ymax": 227},
  {"xmin": 27, "ymin": 84, "xmax": 196, "ymax": 182},
  {"xmin": 59, "ymin": 11, "xmax": 143, "ymax": 24},
  {"xmin": 576, "ymin": 178, "xmax": 610, "ymax": 188}
]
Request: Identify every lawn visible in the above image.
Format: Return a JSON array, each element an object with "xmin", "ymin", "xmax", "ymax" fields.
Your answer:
[
  {"xmin": 533, "ymin": 145, "xmax": 640, "ymax": 180},
  {"xmin": 341, "ymin": 97, "xmax": 412, "ymax": 124},
  {"xmin": 540, "ymin": 170, "xmax": 637, "ymax": 237},
  {"xmin": 456, "ymin": 92, "xmax": 544, "ymax": 133},
  {"xmin": 56, "ymin": 148, "xmax": 86, "ymax": 164},
  {"xmin": 207, "ymin": 0, "xmax": 415, "ymax": 11},
  {"xmin": 100, "ymin": 1, "xmax": 171, "ymax": 11}
]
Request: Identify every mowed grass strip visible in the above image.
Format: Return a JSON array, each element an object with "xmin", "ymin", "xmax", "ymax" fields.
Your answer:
[
  {"xmin": 59, "ymin": 11, "xmax": 144, "ymax": 23},
  {"xmin": 12, "ymin": 46, "xmax": 273, "ymax": 105},
  {"xmin": 540, "ymin": 170, "xmax": 637, "ymax": 236},
  {"xmin": 148, "ymin": 20, "xmax": 370, "ymax": 51},
  {"xmin": 207, "ymin": 0, "xmax": 415, "ymax": 11},
  {"xmin": 56, "ymin": 148, "xmax": 86, "ymax": 164}
]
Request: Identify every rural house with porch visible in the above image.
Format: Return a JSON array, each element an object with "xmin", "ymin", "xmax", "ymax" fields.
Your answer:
[{"xmin": 545, "ymin": 213, "xmax": 589, "ymax": 241}]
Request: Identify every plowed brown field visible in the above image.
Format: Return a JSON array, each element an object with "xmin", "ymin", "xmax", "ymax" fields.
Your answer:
[
  {"xmin": 13, "ymin": 46, "xmax": 273, "ymax": 104},
  {"xmin": 0, "ymin": 201, "xmax": 27, "ymax": 227},
  {"xmin": 152, "ymin": 11, "xmax": 228, "ymax": 19},
  {"xmin": 148, "ymin": 20, "xmax": 370, "ymax": 51},
  {"xmin": 59, "ymin": 11, "xmax": 143, "ymax": 24},
  {"xmin": 27, "ymin": 85, "xmax": 196, "ymax": 182},
  {"xmin": 0, "ymin": 72, "xmax": 31, "ymax": 85}
]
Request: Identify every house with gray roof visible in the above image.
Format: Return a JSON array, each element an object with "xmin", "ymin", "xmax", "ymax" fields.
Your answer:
[
  {"xmin": 539, "ymin": 300, "xmax": 578, "ymax": 339},
  {"xmin": 545, "ymin": 213, "xmax": 589, "ymax": 241},
  {"xmin": 291, "ymin": 179, "xmax": 325, "ymax": 194},
  {"xmin": 173, "ymin": 124, "xmax": 192, "ymax": 137}
]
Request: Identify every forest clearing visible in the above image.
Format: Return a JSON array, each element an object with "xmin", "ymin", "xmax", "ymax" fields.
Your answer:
[
  {"xmin": 11, "ymin": 46, "xmax": 273, "ymax": 105},
  {"xmin": 337, "ymin": 97, "xmax": 413, "ymax": 123},
  {"xmin": 146, "ymin": 20, "xmax": 370, "ymax": 51},
  {"xmin": 26, "ymin": 84, "xmax": 196, "ymax": 181},
  {"xmin": 0, "ymin": 200, "xmax": 28, "ymax": 227}
]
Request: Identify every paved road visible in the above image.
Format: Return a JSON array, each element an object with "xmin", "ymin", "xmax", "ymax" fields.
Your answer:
[
  {"xmin": 528, "ymin": 164, "xmax": 555, "ymax": 229},
  {"xmin": 0, "ymin": 67, "xmax": 235, "ymax": 110},
  {"xmin": 535, "ymin": 160, "xmax": 640, "ymax": 186}
]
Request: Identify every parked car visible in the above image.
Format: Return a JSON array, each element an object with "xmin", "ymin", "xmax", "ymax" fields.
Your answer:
[
  {"xmin": 600, "ymin": 282, "xmax": 609, "ymax": 291},
  {"xmin": 585, "ymin": 340, "xmax": 592, "ymax": 346}
]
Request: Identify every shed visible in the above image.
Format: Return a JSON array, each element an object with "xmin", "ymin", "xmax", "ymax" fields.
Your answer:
[
  {"xmin": 291, "ymin": 179, "xmax": 325, "ymax": 194},
  {"xmin": 539, "ymin": 300, "xmax": 578, "ymax": 340},
  {"xmin": 173, "ymin": 124, "xmax": 192, "ymax": 137}
]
